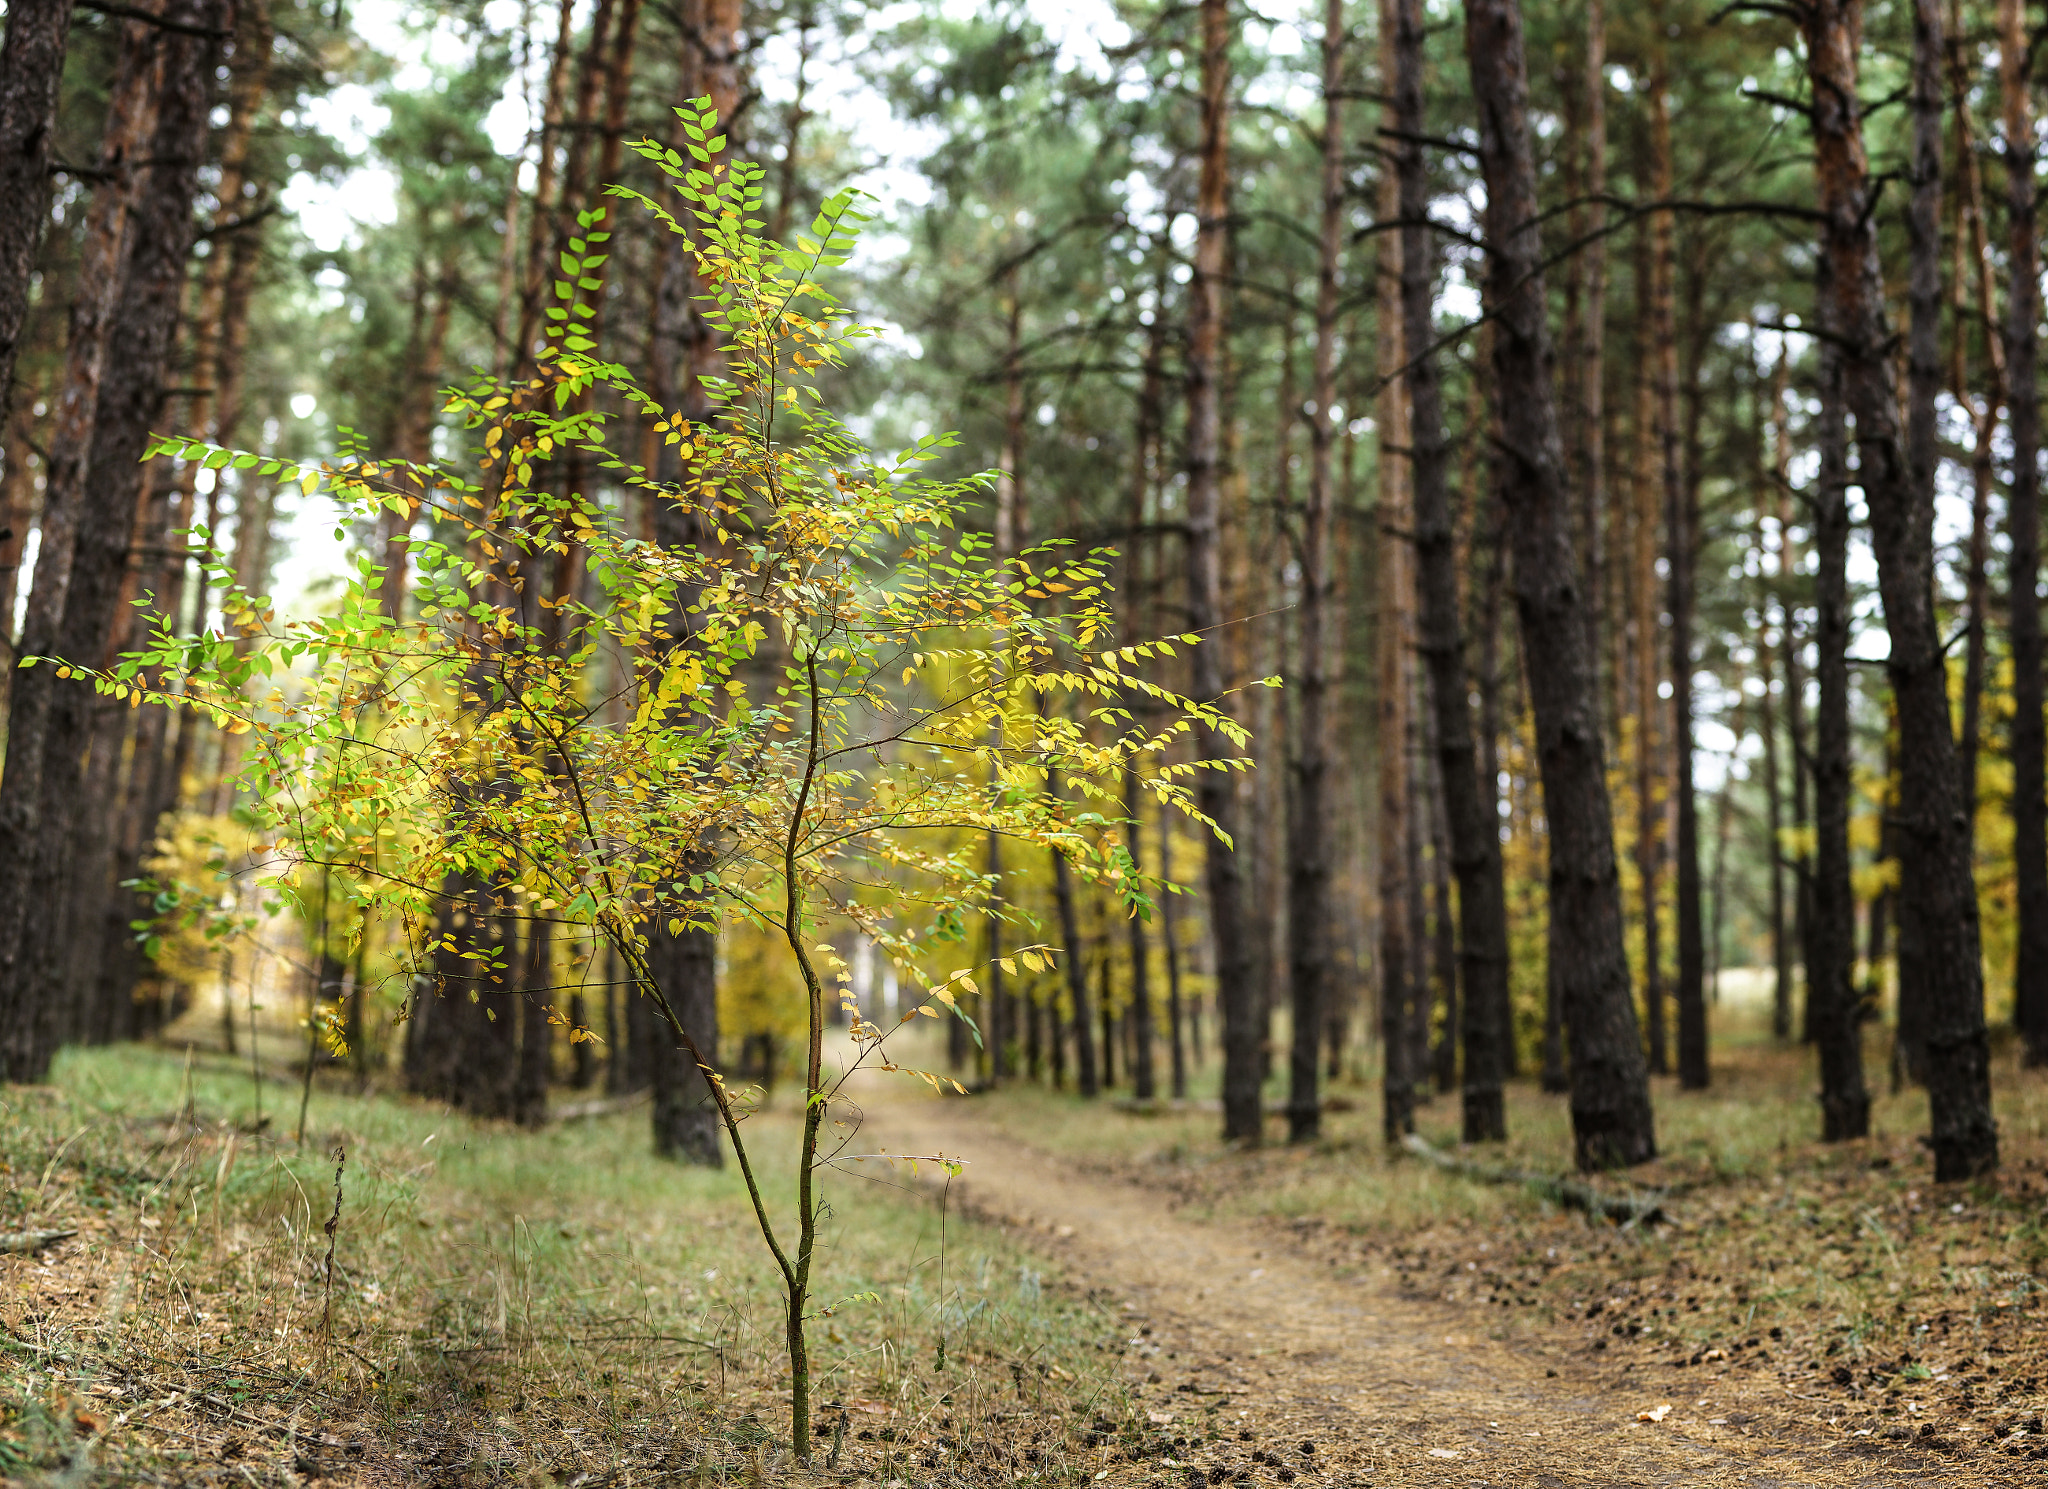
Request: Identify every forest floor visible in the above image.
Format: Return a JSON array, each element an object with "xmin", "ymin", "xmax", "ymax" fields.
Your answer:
[
  {"xmin": 859, "ymin": 1023, "xmax": 2048, "ymax": 1489},
  {"xmin": 6, "ymin": 1023, "xmax": 2048, "ymax": 1487}
]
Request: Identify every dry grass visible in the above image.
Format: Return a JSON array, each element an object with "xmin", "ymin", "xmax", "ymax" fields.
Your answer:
[{"xmin": 0, "ymin": 1045, "xmax": 1144, "ymax": 1486}]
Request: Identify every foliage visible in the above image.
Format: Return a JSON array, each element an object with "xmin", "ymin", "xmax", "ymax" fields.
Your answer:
[{"xmin": 85, "ymin": 101, "xmax": 1241, "ymax": 1456}]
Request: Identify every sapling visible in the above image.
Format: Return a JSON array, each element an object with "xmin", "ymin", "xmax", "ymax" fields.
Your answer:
[{"xmin": 86, "ymin": 102, "xmax": 1252, "ymax": 1459}]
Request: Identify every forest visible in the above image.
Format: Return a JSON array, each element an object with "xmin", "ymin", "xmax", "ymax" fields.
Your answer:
[{"xmin": 3, "ymin": 0, "xmax": 2048, "ymax": 1482}]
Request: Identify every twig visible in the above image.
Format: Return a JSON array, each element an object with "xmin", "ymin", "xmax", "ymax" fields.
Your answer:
[{"xmin": 318, "ymin": 1146, "xmax": 345, "ymax": 1358}]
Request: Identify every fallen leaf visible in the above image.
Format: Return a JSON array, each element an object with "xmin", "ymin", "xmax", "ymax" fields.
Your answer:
[
  {"xmin": 1148, "ymin": 1411, "xmax": 1176, "ymax": 1426},
  {"xmin": 72, "ymin": 1410, "xmax": 107, "ymax": 1437},
  {"xmin": 1426, "ymin": 1448, "xmax": 1460, "ymax": 1459},
  {"xmin": 1637, "ymin": 1404, "xmax": 1672, "ymax": 1424}
]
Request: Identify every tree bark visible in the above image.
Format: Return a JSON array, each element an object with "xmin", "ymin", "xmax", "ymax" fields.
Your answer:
[
  {"xmin": 1464, "ymin": 0, "xmax": 1654, "ymax": 1170},
  {"xmin": 2, "ymin": 0, "xmax": 223, "ymax": 1079},
  {"xmin": 1627, "ymin": 222, "xmax": 1669, "ymax": 1079},
  {"xmin": 1394, "ymin": 0, "xmax": 1508, "ymax": 1141},
  {"xmin": 1284, "ymin": 0, "xmax": 1347, "ymax": 1143},
  {"xmin": 1805, "ymin": 0, "xmax": 1967, "ymax": 1157},
  {"xmin": 1186, "ymin": 0, "xmax": 1258, "ymax": 1144},
  {"xmin": 0, "ymin": 0, "xmax": 73, "ymax": 422},
  {"xmin": 1647, "ymin": 53, "xmax": 1707, "ymax": 1092},
  {"xmin": 1948, "ymin": 12, "xmax": 2004, "ymax": 827},
  {"xmin": 2000, "ymin": 0, "xmax": 2048, "ymax": 1064},
  {"xmin": 0, "ymin": 4, "xmax": 169, "ymax": 1077},
  {"xmin": 1052, "ymin": 838, "xmax": 1098, "ymax": 1096}
]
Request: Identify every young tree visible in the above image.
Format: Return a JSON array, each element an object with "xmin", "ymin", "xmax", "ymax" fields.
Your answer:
[
  {"xmin": 1463, "ymin": 0, "xmax": 1654, "ymax": 1170},
  {"xmin": 105, "ymin": 119, "xmax": 1231, "ymax": 1456}
]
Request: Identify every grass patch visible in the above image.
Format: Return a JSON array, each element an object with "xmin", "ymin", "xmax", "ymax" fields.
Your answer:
[{"xmin": 0, "ymin": 1045, "xmax": 1137, "ymax": 1485}]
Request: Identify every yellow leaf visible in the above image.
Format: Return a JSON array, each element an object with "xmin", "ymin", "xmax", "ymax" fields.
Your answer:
[
  {"xmin": 999, "ymin": 957, "xmax": 1017, "ymax": 975},
  {"xmin": 932, "ymin": 988, "xmax": 956, "ymax": 1007},
  {"xmin": 299, "ymin": 467, "xmax": 319, "ymax": 495}
]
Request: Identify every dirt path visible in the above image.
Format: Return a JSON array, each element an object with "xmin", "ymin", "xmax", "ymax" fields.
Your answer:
[{"xmin": 861, "ymin": 1089, "xmax": 1995, "ymax": 1489}]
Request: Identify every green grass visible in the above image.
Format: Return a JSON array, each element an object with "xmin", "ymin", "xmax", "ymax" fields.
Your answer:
[{"xmin": 0, "ymin": 1045, "xmax": 1135, "ymax": 1485}]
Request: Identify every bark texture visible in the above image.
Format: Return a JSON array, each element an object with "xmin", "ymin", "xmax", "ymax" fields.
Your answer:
[
  {"xmin": 1464, "ymin": 0, "xmax": 1654, "ymax": 1170},
  {"xmin": 1806, "ymin": 0, "xmax": 1977, "ymax": 1162},
  {"xmin": 2000, "ymin": 0, "xmax": 2048, "ymax": 1064},
  {"xmin": 1397, "ymin": 0, "xmax": 1508, "ymax": 1143},
  {"xmin": 0, "ymin": 0, "xmax": 72, "ymax": 420},
  {"xmin": 1186, "ymin": 0, "xmax": 1259, "ymax": 1144}
]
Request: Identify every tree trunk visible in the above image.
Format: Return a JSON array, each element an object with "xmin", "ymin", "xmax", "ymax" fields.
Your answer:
[
  {"xmin": 1630, "ymin": 230, "xmax": 1667, "ymax": 1080},
  {"xmin": 0, "ymin": 4, "xmax": 171, "ymax": 1077},
  {"xmin": 1755, "ymin": 494, "xmax": 1792, "ymax": 1048},
  {"xmin": 1576, "ymin": 0, "xmax": 1608, "ymax": 714},
  {"xmin": 1052, "ymin": 839, "xmax": 1098, "ymax": 1096},
  {"xmin": 1284, "ymin": 0, "xmax": 1347, "ymax": 1142},
  {"xmin": 1648, "ymin": 59, "xmax": 1707, "ymax": 1092},
  {"xmin": 1464, "ymin": 0, "xmax": 1654, "ymax": 1170},
  {"xmin": 637, "ymin": 0, "xmax": 740, "ymax": 1163},
  {"xmin": 1806, "ymin": 0, "xmax": 1971, "ymax": 1158},
  {"xmin": 0, "ymin": 0, "xmax": 73, "ymax": 421},
  {"xmin": 1186, "ymin": 0, "xmax": 1258, "ymax": 1144},
  {"xmin": 1160, "ymin": 788, "xmax": 1188, "ymax": 1097},
  {"xmin": 1948, "ymin": 15, "xmax": 2003, "ymax": 827},
  {"xmin": 4, "ymin": 0, "xmax": 223, "ymax": 1079},
  {"xmin": 2000, "ymin": 0, "xmax": 2048, "ymax": 1064},
  {"xmin": 1395, "ymin": 0, "xmax": 1509, "ymax": 1140}
]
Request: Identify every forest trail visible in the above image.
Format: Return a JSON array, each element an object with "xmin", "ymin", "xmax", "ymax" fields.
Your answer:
[{"xmin": 857, "ymin": 1088, "xmax": 1986, "ymax": 1489}]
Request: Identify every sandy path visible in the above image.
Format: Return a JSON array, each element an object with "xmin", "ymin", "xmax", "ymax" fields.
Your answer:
[{"xmin": 859, "ymin": 1088, "xmax": 1987, "ymax": 1489}]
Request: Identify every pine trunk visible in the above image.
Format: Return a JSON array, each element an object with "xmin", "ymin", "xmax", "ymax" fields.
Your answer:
[
  {"xmin": 1807, "ymin": 0, "xmax": 1969, "ymax": 1158},
  {"xmin": 1464, "ymin": 0, "xmax": 1654, "ymax": 1170},
  {"xmin": 1187, "ymin": 0, "xmax": 1258, "ymax": 1144},
  {"xmin": 4, "ymin": 0, "xmax": 223, "ymax": 1078},
  {"xmin": 1649, "ymin": 63, "xmax": 1707, "ymax": 1092},
  {"xmin": 2000, "ymin": 0, "xmax": 2048, "ymax": 1063},
  {"xmin": 1395, "ymin": 0, "xmax": 1508, "ymax": 1140},
  {"xmin": 0, "ymin": 0, "xmax": 72, "ymax": 420}
]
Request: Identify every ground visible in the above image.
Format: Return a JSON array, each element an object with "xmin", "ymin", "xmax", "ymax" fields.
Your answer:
[{"xmin": 4, "ymin": 1019, "xmax": 2047, "ymax": 1486}]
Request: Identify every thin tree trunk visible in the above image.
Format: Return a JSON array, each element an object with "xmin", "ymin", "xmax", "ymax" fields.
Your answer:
[
  {"xmin": 1948, "ymin": 11, "xmax": 2003, "ymax": 825},
  {"xmin": 1186, "ymin": 0, "xmax": 1258, "ymax": 1144},
  {"xmin": 1630, "ymin": 230, "xmax": 1667, "ymax": 1078},
  {"xmin": 1396, "ymin": 0, "xmax": 1509, "ymax": 1140},
  {"xmin": 1806, "ymin": 0, "xmax": 1966, "ymax": 1156},
  {"xmin": 1649, "ymin": 56, "xmax": 1707, "ymax": 1091},
  {"xmin": 0, "ymin": 0, "xmax": 73, "ymax": 422},
  {"xmin": 1577, "ymin": 0, "xmax": 1608, "ymax": 712},
  {"xmin": 1465, "ymin": 0, "xmax": 1654, "ymax": 1170},
  {"xmin": 1375, "ymin": 0, "xmax": 1414, "ymax": 1143},
  {"xmin": 1756, "ymin": 497, "xmax": 1791, "ymax": 1046},
  {"xmin": 2000, "ymin": 0, "xmax": 2048, "ymax": 1065},
  {"xmin": 1284, "ymin": 0, "xmax": 1346, "ymax": 1142},
  {"xmin": 1052, "ymin": 837, "xmax": 1098, "ymax": 1096},
  {"xmin": 1160, "ymin": 788, "xmax": 1188, "ymax": 1098}
]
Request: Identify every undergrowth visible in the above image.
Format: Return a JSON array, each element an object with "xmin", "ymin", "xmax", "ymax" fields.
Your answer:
[{"xmin": 0, "ymin": 1045, "xmax": 1135, "ymax": 1486}]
